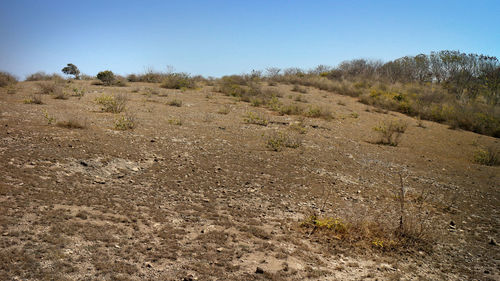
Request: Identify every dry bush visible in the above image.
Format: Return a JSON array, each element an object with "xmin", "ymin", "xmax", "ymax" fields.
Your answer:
[
  {"xmin": 114, "ymin": 113, "xmax": 136, "ymax": 130},
  {"xmin": 161, "ymin": 73, "xmax": 195, "ymax": 89},
  {"xmin": 373, "ymin": 119, "xmax": 408, "ymax": 146},
  {"xmin": 303, "ymin": 105, "xmax": 333, "ymax": 120},
  {"xmin": 265, "ymin": 130, "xmax": 302, "ymax": 151},
  {"xmin": 36, "ymin": 81, "xmax": 62, "ymax": 95},
  {"xmin": 279, "ymin": 104, "xmax": 304, "ymax": 116},
  {"xmin": 168, "ymin": 118, "xmax": 182, "ymax": 126},
  {"xmin": 23, "ymin": 94, "xmax": 43, "ymax": 104},
  {"xmin": 473, "ymin": 146, "xmax": 499, "ymax": 166},
  {"xmin": 215, "ymin": 75, "xmax": 249, "ymax": 96},
  {"xmin": 26, "ymin": 72, "xmax": 64, "ymax": 82},
  {"xmin": 95, "ymin": 94, "xmax": 127, "ymax": 113},
  {"xmin": 217, "ymin": 105, "xmax": 231, "ymax": 115},
  {"xmin": 301, "ymin": 174, "xmax": 435, "ymax": 250},
  {"xmin": 243, "ymin": 111, "xmax": 269, "ymax": 126},
  {"xmin": 294, "ymin": 95, "xmax": 308, "ymax": 103},
  {"xmin": 0, "ymin": 71, "xmax": 17, "ymax": 87},
  {"xmin": 291, "ymin": 85, "xmax": 307, "ymax": 93},
  {"xmin": 167, "ymin": 99, "xmax": 182, "ymax": 107}
]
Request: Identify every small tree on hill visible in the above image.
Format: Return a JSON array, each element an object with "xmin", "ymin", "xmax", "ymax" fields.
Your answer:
[{"xmin": 62, "ymin": 63, "xmax": 80, "ymax": 79}]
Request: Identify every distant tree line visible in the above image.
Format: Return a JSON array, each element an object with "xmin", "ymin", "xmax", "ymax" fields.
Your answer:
[{"xmin": 326, "ymin": 51, "xmax": 499, "ymax": 105}]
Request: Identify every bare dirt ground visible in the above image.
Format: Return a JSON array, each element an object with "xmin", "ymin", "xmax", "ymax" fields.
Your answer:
[{"xmin": 0, "ymin": 80, "xmax": 499, "ymax": 280}]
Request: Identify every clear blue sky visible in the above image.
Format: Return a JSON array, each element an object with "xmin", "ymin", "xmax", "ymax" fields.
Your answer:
[{"xmin": 1, "ymin": 0, "xmax": 499, "ymax": 79}]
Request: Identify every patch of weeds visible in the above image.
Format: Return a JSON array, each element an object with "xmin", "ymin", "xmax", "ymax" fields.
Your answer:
[
  {"xmin": 43, "ymin": 110, "xmax": 56, "ymax": 124},
  {"xmin": 289, "ymin": 118, "xmax": 307, "ymax": 134},
  {"xmin": 267, "ymin": 96, "xmax": 282, "ymax": 111},
  {"xmin": 71, "ymin": 87, "xmax": 85, "ymax": 98},
  {"xmin": 114, "ymin": 113, "xmax": 136, "ymax": 130},
  {"xmin": 168, "ymin": 118, "xmax": 182, "ymax": 126},
  {"xmin": 203, "ymin": 113, "xmax": 215, "ymax": 123},
  {"xmin": 37, "ymin": 81, "xmax": 62, "ymax": 95},
  {"xmin": 205, "ymin": 91, "xmax": 214, "ymax": 99},
  {"xmin": 52, "ymin": 89, "xmax": 68, "ymax": 100},
  {"xmin": 243, "ymin": 111, "xmax": 269, "ymax": 126},
  {"xmin": 217, "ymin": 105, "xmax": 231, "ymax": 115},
  {"xmin": 416, "ymin": 116, "xmax": 426, "ymax": 128},
  {"xmin": 373, "ymin": 119, "xmax": 408, "ymax": 146},
  {"xmin": 95, "ymin": 93, "xmax": 127, "ymax": 113},
  {"xmin": 294, "ymin": 95, "xmax": 308, "ymax": 103},
  {"xmin": 279, "ymin": 104, "xmax": 304, "ymax": 116},
  {"xmin": 167, "ymin": 99, "xmax": 182, "ymax": 107},
  {"xmin": 473, "ymin": 146, "xmax": 499, "ymax": 166},
  {"xmin": 250, "ymin": 97, "xmax": 265, "ymax": 107},
  {"xmin": 24, "ymin": 94, "xmax": 43, "ymax": 104},
  {"xmin": 301, "ymin": 215, "xmax": 349, "ymax": 238},
  {"xmin": 303, "ymin": 106, "xmax": 332, "ymax": 120},
  {"xmin": 6, "ymin": 85, "xmax": 17, "ymax": 95},
  {"xmin": 350, "ymin": 112, "xmax": 359, "ymax": 118},
  {"xmin": 265, "ymin": 130, "xmax": 302, "ymax": 151},
  {"xmin": 291, "ymin": 85, "xmax": 307, "ymax": 93}
]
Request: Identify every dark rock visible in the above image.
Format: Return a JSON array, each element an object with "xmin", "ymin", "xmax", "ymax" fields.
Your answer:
[
  {"xmin": 489, "ymin": 238, "xmax": 497, "ymax": 246},
  {"xmin": 256, "ymin": 267, "xmax": 264, "ymax": 274},
  {"xmin": 80, "ymin": 161, "xmax": 88, "ymax": 167}
]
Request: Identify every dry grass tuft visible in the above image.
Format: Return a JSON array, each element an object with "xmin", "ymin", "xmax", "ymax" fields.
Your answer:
[
  {"xmin": 24, "ymin": 94, "xmax": 43, "ymax": 104},
  {"xmin": 473, "ymin": 146, "xmax": 499, "ymax": 166},
  {"xmin": 243, "ymin": 111, "xmax": 269, "ymax": 126},
  {"xmin": 95, "ymin": 94, "xmax": 127, "ymax": 113},
  {"xmin": 114, "ymin": 113, "xmax": 136, "ymax": 130},
  {"xmin": 373, "ymin": 119, "xmax": 408, "ymax": 146},
  {"xmin": 265, "ymin": 130, "xmax": 302, "ymax": 151}
]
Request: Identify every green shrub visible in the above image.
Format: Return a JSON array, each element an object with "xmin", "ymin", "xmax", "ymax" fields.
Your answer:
[
  {"xmin": 97, "ymin": 70, "xmax": 116, "ymax": 86},
  {"xmin": 61, "ymin": 63, "xmax": 80, "ymax": 79}
]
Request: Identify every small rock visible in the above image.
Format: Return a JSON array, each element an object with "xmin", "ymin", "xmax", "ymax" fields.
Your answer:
[
  {"xmin": 76, "ymin": 212, "xmax": 88, "ymax": 220},
  {"xmin": 489, "ymin": 238, "xmax": 497, "ymax": 246},
  {"xmin": 255, "ymin": 267, "xmax": 264, "ymax": 274},
  {"xmin": 80, "ymin": 161, "xmax": 88, "ymax": 167},
  {"xmin": 216, "ymin": 247, "xmax": 224, "ymax": 252},
  {"xmin": 449, "ymin": 221, "xmax": 456, "ymax": 229}
]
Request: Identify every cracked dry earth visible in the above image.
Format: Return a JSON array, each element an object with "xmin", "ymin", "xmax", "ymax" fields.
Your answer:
[{"xmin": 0, "ymin": 81, "xmax": 499, "ymax": 280}]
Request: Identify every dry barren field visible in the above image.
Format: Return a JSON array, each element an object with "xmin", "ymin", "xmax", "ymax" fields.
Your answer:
[{"xmin": 0, "ymin": 80, "xmax": 499, "ymax": 280}]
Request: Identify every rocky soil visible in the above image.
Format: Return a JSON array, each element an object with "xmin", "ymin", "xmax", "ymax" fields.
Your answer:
[{"xmin": 0, "ymin": 80, "xmax": 499, "ymax": 280}]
